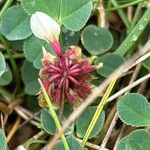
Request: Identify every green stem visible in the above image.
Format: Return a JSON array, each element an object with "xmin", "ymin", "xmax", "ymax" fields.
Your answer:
[
  {"xmin": 106, "ymin": 0, "xmax": 112, "ymax": 9},
  {"xmin": 0, "ymin": 87, "xmax": 14, "ymax": 100},
  {"xmin": 25, "ymin": 140, "xmax": 47, "ymax": 150},
  {"xmin": 115, "ymin": 8, "xmax": 150, "ymax": 56},
  {"xmin": 38, "ymin": 79, "xmax": 70, "ymax": 150},
  {"xmin": 106, "ymin": 0, "xmax": 143, "ymax": 11},
  {"xmin": 111, "ymin": 0, "xmax": 130, "ymax": 29},
  {"xmin": 0, "ymin": 35, "xmax": 20, "ymax": 90},
  {"xmin": 16, "ymin": 91, "xmax": 26, "ymax": 99},
  {"xmin": 126, "ymin": 2, "xmax": 144, "ymax": 56},
  {"xmin": 130, "ymin": 2, "xmax": 144, "ymax": 31},
  {"xmin": 4, "ymin": 53, "xmax": 25, "ymax": 59},
  {"xmin": 106, "ymin": 0, "xmax": 112, "ymax": 24},
  {"xmin": 0, "ymin": 0, "xmax": 14, "ymax": 18}
]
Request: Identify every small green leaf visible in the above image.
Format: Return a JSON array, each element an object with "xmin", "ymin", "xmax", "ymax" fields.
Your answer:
[
  {"xmin": 1, "ymin": 5, "xmax": 32, "ymax": 41},
  {"xmin": 54, "ymin": 135, "xmax": 82, "ymax": 150},
  {"xmin": 76, "ymin": 106, "xmax": 105, "ymax": 138},
  {"xmin": 0, "ymin": 52, "xmax": 6, "ymax": 77},
  {"xmin": 21, "ymin": 61, "xmax": 40, "ymax": 95},
  {"xmin": 60, "ymin": 0, "xmax": 92, "ymax": 31},
  {"xmin": 22, "ymin": 0, "xmax": 60, "ymax": 19},
  {"xmin": 142, "ymin": 57, "xmax": 150, "ymax": 71},
  {"xmin": 81, "ymin": 25, "xmax": 113, "ymax": 55},
  {"xmin": 41, "ymin": 105, "xmax": 74, "ymax": 135},
  {"xmin": 95, "ymin": 53, "xmax": 124, "ymax": 77},
  {"xmin": 117, "ymin": 129, "xmax": 150, "ymax": 150},
  {"xmin": 22, "ymin": 0, "xmax": 92, "ymax": 31},
  {"xmin": 0, "ymin": 130, "xmax": 7, "ymax": 150},
  {"xmin": 0, "ymin": 64, "xmax": 12, "ymax": 86},
  {"xmin": 117, "ymin": 93, "xmax": 150, "ymax": 126},
  {"xmin": 41, "ymin": 109, "xmax": 56, "ymax": 135},
  {"xmin": 23, "ymin": 35, "xmax": 54, "ymax": 69}
]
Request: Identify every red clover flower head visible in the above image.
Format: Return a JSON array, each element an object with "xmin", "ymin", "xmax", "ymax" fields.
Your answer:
[
  {"xmin": 40, "ymin": 45, "xmax": 95, "ymax": 103},
  {"xmin": 30, "ymin": 11, "xmax": 97, "ymax": 104}
]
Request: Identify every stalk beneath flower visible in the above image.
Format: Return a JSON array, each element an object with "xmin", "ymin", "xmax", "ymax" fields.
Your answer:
[
  {"xmin": 38, "ymin": 79, "xmax": 70, "ymax": 150},
  {"xmin": 59, "ymin": 89, "xmax": 65, "ymax": 121}
]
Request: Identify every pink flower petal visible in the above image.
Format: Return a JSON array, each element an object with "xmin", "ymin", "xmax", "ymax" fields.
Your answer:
[
  {"xmin": 51, "ymin": 40, "xmax": 62, "ymax": 57},
  {"xmin": 68, "ymin": 76, "xmax": 80, "ymax": 86},
  {"xmin": 49, "ymin": 74, "xmax": 61, "ymax": 83}
]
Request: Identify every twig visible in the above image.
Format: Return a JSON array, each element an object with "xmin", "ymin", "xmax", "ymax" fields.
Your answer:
[
  {"xmin": 113, "ymin": 124, "xmax": 126, "ymax": 150},
  {"xmin": 100, "ymin": 112, "xmax": 118, "ymax": 149},
  {"xmin": 0, "ymin": 101, "xmax": 12, "ymax": 115},
  {"xmin": 137, "ymin": 79, "xmax": 148, "ymax": 94},
  {"xmin": 9, "ymin": 99, "xmax": 24, "ymax": 111},
  {"xmin": 127, "ymin": 6, "xmax": 133, "ymax": 22},
  {"xmin": 15, "ymin": 107, "xmax": 39, "ymax": 127},
  {"xmin": 3, "ymin": 99, "xmax": 24, "ymax": 128},
  {"xmin": 103, "ymin": 104, "xmax": 117, "ymax": 133},
  {"xmin": 123, "ymin": 52, "xmax": 150, "ymax": 74},
  {"xmin": 126, "ymin": 64, "xmax": 142, "ymax": 87},
  {"xmin": 100, "ymin": 63, "xmax": 141, "ymax": 149},
  {"xmin": 107, "ymin": 73, "xmax": 150, "ymax": 103},
  {"xmin": 0, "ymin": 113, "xmax": 4, "ymax": 131},
  {"xmin": 98, "ymin": 1, "xmax": 105, "ymax": 28},
  {"xmin": 77, "ymin": 138, "xmax": 109, "ymax": 150},
  {"xmin": 7, "ymin": 117, "xmax": 21, "ymax": 142},
  {"xmin": 17, "ymin": 106, "xmax": 40, "ymax": 122},
  {"xmin": 18, "ymin": 110, "xmax": 42, "ymax": 130}
]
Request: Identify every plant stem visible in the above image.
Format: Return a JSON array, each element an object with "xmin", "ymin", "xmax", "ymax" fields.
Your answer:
[
  {"xmin": 0, "ymin": 35, "xmax": 20, "ymax": 90},
  {"xmin": 59, "ymin": 96, "xmax": 65, "ymax": 121},
  {"xmin": 106, "ymin": 0, "xmax": 143, "ymax": 11},
  {"xmin": 97, "ymin": 2, "xmax": 105, "ymax": 28},
  {"xmin": 81, "ymin": 68, "xmax": 122, "ymax": 147},
  {"xmin": 4, "ymin": 53, "xmax": 25, "ymax": 59},
  {"xmin": 100, "ymin": 112, "xmax": 118, "ymax": 150},
  {"xmin": 7, "ymin": 117, "xmax": 21, "ymax": 142},
  {"xmin": 115, "ymin": 8, "xmax": 150, "ymax": 56},
  {"xmin": 0, "ymin": 87, "xmax": 14, "ymax": 100},
  {"xmin": 130, "ymin": 2, "xmax": 144, "ymax": 31},
  {"xmin": 38, "ymin": 79, "xmax": 70, "ymax": 150},
  {"xmin": 25, "ymin": 140, "xmax": 47, "ymax": 150},
  {"xmin": 0, "ymin": 0, "xmax": 14, "ymax": 18},
  {"xmin": 111, "ymin": 0, "xmax": 130, "ymax": 29}
]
